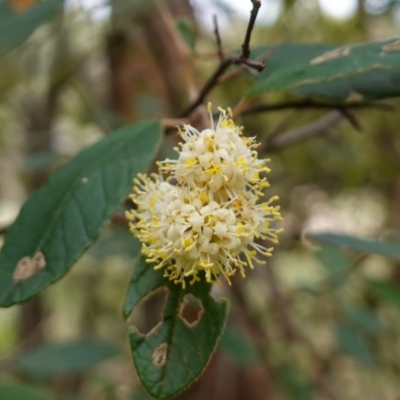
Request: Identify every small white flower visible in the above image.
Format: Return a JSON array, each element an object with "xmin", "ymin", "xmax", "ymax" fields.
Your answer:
[{"xmin": 127, "ymin": 105, "xmax": 283, "ymax": 287}]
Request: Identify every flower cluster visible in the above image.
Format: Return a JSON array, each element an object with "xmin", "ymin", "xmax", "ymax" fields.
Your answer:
[{"xmin": 126, "ymin": 106, "xmax": 283, "ymax": 287}]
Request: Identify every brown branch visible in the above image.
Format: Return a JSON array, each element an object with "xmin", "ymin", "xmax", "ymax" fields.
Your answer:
[
  {"xmin": 260, "ymin": 111, "xmax": 344, "ymax": 151},
  {"xmin": 241, "ymin": 0, "xmax": 262, "ymax": 59}
]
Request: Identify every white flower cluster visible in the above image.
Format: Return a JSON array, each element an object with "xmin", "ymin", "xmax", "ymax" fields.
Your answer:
[{"xmin": 127, "ymin": 106, "xmax": 282, "ymax": 287}]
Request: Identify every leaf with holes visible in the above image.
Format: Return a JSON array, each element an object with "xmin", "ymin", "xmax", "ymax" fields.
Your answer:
[
  {"xmin": 248, "ymin": 38, "xmax": 400, "ymax": 101},
  {"xmin": 0, "ymin": 0, "xmax": 64, "ymax": 56},
  {"xmin": 310, "ymin": 233, "xmax": 400, "ymax": 260},
  {"xmin": 0, "ymin": 120, "xmax": 162, "ymax": 307},
  {"xmin": 124, "ymin": 256, "xmax": 229, "ymax": 400}
]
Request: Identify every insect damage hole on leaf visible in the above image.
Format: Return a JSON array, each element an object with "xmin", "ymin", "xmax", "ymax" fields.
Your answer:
[
  {"xmin": 152, "ymin": 342, "xmax": 168, "ymax": 367},
  {"xmin": 310, "ymin": 47, "xmax": 350, "ymax": 65},
  {"xmin": 13, "ymin": 251, "xmax": 46, "ymax": 282},
  {"xmin": 127, "ymin": 286, "xmax": 169, "ymax": 336},
  {"xmin": 179, "ymin": 294, "xmax": 204, "ymax": 328}
]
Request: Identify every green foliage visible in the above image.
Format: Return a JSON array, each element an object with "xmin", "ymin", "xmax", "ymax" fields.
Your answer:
[
  {"xmin": 368, "ymin": 280, "xmax": 400, "ymax": 308},
  {"xmin": 249, "ymin": 38, "xmax": 400, "ymax": 101},
  {"xmin": 277, "ymin": 369, "xmax": 312, "ymax": 400},
  {"xmin": 315, "ymin": 245, "xmax": 350, "ymax": 285},
  {"xmin": 220, "ymin": 324, "xmax": 259, "ymax": 365},
  {"xmin": 176, "ymin": 18, "xmax": 196, "ymax": 51},
  {"xmin": 310, "ymin": 233, "xmax": 400, "ymax": 260},
  {"xmin": 0, "ymin": 383, "xmax": 50, "ymax": 400},
  {"xmin": 0, "ymin": 0, "xmax": 64, "ymax": 56},
  {"xmin": 0, "ymin": 121, "xmax": 162, "ymax": 307},
  {"xmin": 335, "ymin": 324, "xmax": 374, "ymax": 366},
  {"xmin": 15, "ymin": 338, "xmax": 117, "ymax": 376},
  {"xmin": 342, "ymin": 305, "xmax": 382, "ymax": 333},
  {"xmin": 125, "ymin": 256, "xmax": 229, "ymax": 400}
]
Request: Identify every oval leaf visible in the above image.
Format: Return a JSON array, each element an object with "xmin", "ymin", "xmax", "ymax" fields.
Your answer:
[
  {"xmin": 0, "ymin": 120, "xmax": 162, "ymax": 307},
  {"xmin": 310, "ymin": 233, "xmax": 400, "ymax": 261},
  {"xmin": 248, "ymin": 38, "xmax": 400, "ymax": 101},
  {"xmin": 125, "ymin": 256, "xmax": 229, "ymax": 400}
]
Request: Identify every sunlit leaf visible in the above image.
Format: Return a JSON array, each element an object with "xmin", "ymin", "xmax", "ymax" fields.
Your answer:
[
  {"xmin": 0, "ymin": 0, "xmax": 64, "ymax": 56},
  {"xmin": 125, "ymin": 256, "xmax": 229, "ymax": 400},
  {"xmin": 248, "ymin": 39, "xmax": 400, "ymax": 101},
  {"xmin": 310, "ymin": 233, "xmax": 400, "ymax": 260},
  {"xmin": 0, "ymin": 120, "xmax": 162, "ymax": 307},
  {"xmin": 16, "ymin": 338, "xmax": 117, "ymax": 376}
]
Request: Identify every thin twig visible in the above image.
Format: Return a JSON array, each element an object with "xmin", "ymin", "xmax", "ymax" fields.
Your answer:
[
  {"xmin": 259, "ymin": 111, "xmax": 344, "ymax": 151},
  {"xmin": 177, "ymin": 59, "xmax": 232, "ymax": 118},
  {"xmin": 177, "ymin": 1, "xmax": 265, "ymax": 118},
  {"xmin": 213, "ymin": 15, "xmax": 224, "ymax": 61},
  {"xmin": 241, "ymin": 0, "xmax": 262, "ymax": 60},
  {"xmin": 339, "ymin": 108, "xmax": 362, "ymax": 131}
]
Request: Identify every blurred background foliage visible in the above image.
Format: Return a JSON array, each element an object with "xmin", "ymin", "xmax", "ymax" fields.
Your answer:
[{"xmin": 1, "ymin": 0, "xmax": 400, "ymax": 399}]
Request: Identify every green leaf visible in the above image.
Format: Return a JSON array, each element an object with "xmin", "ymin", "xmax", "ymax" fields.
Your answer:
[
  {"xmin": 0, "ymin": 0, "xmax": 64, "ymax": 56},
  {"xmin": 176, "ymin": 18, "xmax": 196, "ymax": 51},
  {"xmin": 310, "ymin": 233, "xmax": 400, "ymax": 260},
  {"xmin": 125, "ymin": 256, "xmax": 229, "ymax": 400},
  {"xmin": 368, "ymin": 280, "xmax": 400, "ymax": 307},
  {"xmin": 277, "ymin": 369, "xmax": 312, "ymax": 400},
  {"xmin": 89, "ymin": 226, "xmax": 141, "ymax": 260},
  {"xmin": 315, "ymin": 246, "xmax": 350, "ymax": 285},
  {"xmin": 0, "ymin": 120, "xmax": 162, "ymax": 307},
  {"xmin": 248, "ymin": 38, "xmax": 400, "ymax": 101},
  {"xmin": 342, "ymin": 306, "xmax": 382, "ymax": 333},
  {"xmin": 315, "ymin": 246, "xmax": 349, "ymax": 274},
  {"xmin": 220, "ymin": 324, "xmax": 259, "ymax": 365},
  {"xmin": 15, "ymin": 338, "xmax": 117, "ymax": 376},
  {"xmin": 335, "ymin": 325, "xmax": 374, "ymax": 366},
  {"xmin": 0, "ymin": 383, "xmax": 50, "ymax": 400}
]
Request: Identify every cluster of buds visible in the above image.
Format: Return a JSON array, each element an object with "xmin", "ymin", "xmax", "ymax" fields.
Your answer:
[{"xmin": 126, "ymin": 105, "xmax": 283, "ymax": 287}]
